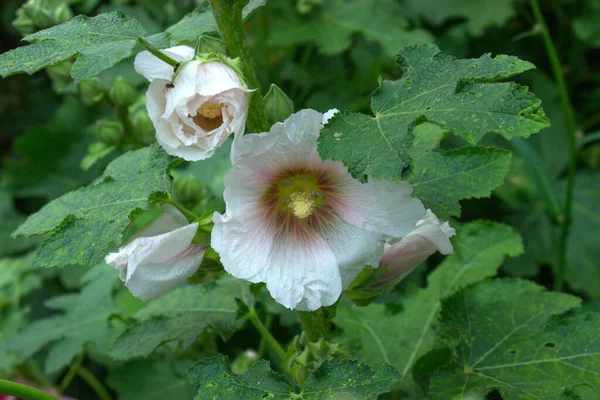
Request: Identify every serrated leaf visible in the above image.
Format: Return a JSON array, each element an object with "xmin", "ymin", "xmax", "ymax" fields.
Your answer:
[
  {"xmin": 269, "ymin": 0, "xmax": 432, "ymax": 57},
  {"xmin": 13, "ymin": 144, "xmax": 175, "ymax": 268},
  {"xmin": 0, "ymin": 11, "xmax": 157, "ymax": 83},
  {"xmin": 406, "ymin": 0, "xmax": 515, "ymax": 36},
  {"xmin": 409, "ymin": 146, "xmax": 512, "ymax": 218},
  {"xmin": 429, "ymin": 279, "xmax": 592, "ymax": 400},
  {"xmin": 0, "ymin": 265, "xmax": 118, "ymax": 373},
  {"xmin": 187, "ymin": 354, "xmax": 399, "ymax": 399},
  {"xmin": 334, "ymin": 221, "xmax": 523, "ymax": 394},
  {"xmin": 318, "ymin": 45, "xmax": 548, "ymax": 182},
  {"xmin": 108, "ymin": 358, "xmax": 196, "ymax": 400},
  {"xmin": 109, "ymin": 277, "xmax": 253, "ymax": 360}
]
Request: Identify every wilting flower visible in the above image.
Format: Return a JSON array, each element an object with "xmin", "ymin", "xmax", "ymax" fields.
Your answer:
[
  {"xmin": 105, "ymin": 204, "xmax": 205, "ymax": 301},
  {"xmin": 212, "ymin": 109, "xmax": 426, "ymax": 310},
  {"xmin": 134, "ymin": 45, "xmax": 249, "ymax": 161},
  {"xmin": 375, "ymin": 209, "xmax": 455, "ymax": 286}
]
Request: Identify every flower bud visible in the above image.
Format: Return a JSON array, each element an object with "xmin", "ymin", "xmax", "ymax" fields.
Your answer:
[
  {"xmin": 79, "ymin": 77, "xmax": 105, "ymax": 106},
  {"xmin": 96, "ymin": 119, "xmax": 123, "ymax": 145},
  {"xmin": 231, "ymin": 349, "xmax": 259, "ymax": 375},
  {"xmin": 12, "ymin": 12, "xmax": 36, "ymax": 35},
  {"xmin": 131, "ymin": 111, "xmax": 155, "ymax": 145},
  {"xmin": 263, "ymin": 84, "xmax": 294, "ymax": 125},
  {"xmin": 24, "ymin": 0, "xmax": 54, "ymax": 29},
  {"xmin": 53, "ymin": 4, "xmax": 74, "ymax": 25},
  {"xmin": 174, "ymin": 176, "xmax": 202, "ymax": 207},
  {"xmin": 108, "ymin": 76, "xmax": 136, "ymax": 107},
  {"xmin": 47, "ymin": 61, "xmax": 72, "ymax": 93},
  {"xmin": 194, "ymin": 35, "xmax": 227, "ymax": 55}
]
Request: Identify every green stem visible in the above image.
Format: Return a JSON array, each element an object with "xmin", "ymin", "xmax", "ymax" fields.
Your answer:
[
  {"xmin": 24, "ymin": 360, "xmax": 51, "ymax": 388},
  {"xmin": 59, "ymin": 351, "xmax": 85, "ymax": 393},
  {"xmin": 247, "ymin": 307, "xmax": 286, "ymax": 360},
  {"xmin": 257, "ymin": 314, "xmax": 273, "ymax": 358},
  {"xmin": 162, "ymin": 198, "xmax": 199, "ymax": 222},
  {"xmin": 77, "ymin": 366, "xmax": 112, "ymax": 400},
  {"xmin": 208, "ymin": 0, "xmax": 270, "ymax": 133},
  {"xmin": 298, "ymin": 310, "xmax": 331, "ymax": 342},
  {"xmin": 0, "ymin": 379, "xmax": 58, "ymax": 400},
  {"xmin": 529, "ymin": 0, "xmax": 578, "ymax": 292},
  {"xmin": 138, "ymin": 38, "xmax": 179, "ymax": 67}
]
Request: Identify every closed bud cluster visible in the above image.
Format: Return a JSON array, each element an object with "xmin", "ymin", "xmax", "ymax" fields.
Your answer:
[
  {"xmin": 13, "ymin": 0, "xmax": 74, "ymax": 34},
  {"xmin": 108, "ymin": 76, "xmax": 136, "ymax": 107},
  {"xmin": 96, "ymin": 119, "xmax": 123, "ymax": 145}
]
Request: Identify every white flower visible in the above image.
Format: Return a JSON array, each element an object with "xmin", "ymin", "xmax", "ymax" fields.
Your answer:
[
  {"xmin": 105, "ymin": 204, "xmax": 205, "ymax": 301},
  {"xmin": 376, "ymin": 209, "xmax": 455, "ymax": 286},
  {"xmin": 134, "ymin": 45, "xmax": 249, "ymax": 161},
  {"xmin": 212, "ymin": 109, "xmax": 426, "ymax": 311}
]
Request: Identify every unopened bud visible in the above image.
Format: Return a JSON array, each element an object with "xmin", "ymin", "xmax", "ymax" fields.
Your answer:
[
  {"xmin": 27, "ymin": 2, "xmax": 54, "ymax": 29},
  {"xmin": 96, "ymin": 119, "xmax": 123, "ymax": 145},
  {"xmin": 109, "ymin": 76, "xmax": 136, "ymax": 107},
  {"xmin": 47, "ymin": 61, "xmax": 72, "ymax": 93},
  {"xmin": 79, "ymin": 77, "xmax": 105, "ymax": 106},
  {"xmin": 194, "ymin": 35, "xmax": 227, "ymax": 55},
  {"xmin": 12, "ymin": 13, "xmax": 36, "ymax": 35},
  {"xmin": 174, "ymin": 176, "xmax": 202, "ymax": 206},
  {"xmin": 53, "ymin": 4, "xmax": 74, "ymax": 25},
  {"xmin": 131, "ymin": 111, "xmax": 155, "ymax": 145},
  {"xmin": 263, "ymin": 84, "xmax": 294, "ymax": 125}
]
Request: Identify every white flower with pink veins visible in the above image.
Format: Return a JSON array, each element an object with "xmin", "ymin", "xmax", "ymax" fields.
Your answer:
[
  {"xmin": 105, "ymin": 204, "xmax": 206, "ymax": 301},
  {"xmin": 212, "ymin": 109, "xmax": 427, "ymax": 310},
  {"xmin": 134, "ymin": 45, "xmax": 249, "ymax": 161}
]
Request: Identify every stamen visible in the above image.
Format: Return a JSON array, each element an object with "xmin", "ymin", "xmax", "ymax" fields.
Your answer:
[
  {"xmin": 192, "ymin": 101, "xmax": 224, "ymax": 131},
  {"xmin": 289, "ymin": 191, "xmax": 315, "ymax": 219},
  {"xmin": 197, "ymin": 101, "xmax": 223, "ymax": 119}
]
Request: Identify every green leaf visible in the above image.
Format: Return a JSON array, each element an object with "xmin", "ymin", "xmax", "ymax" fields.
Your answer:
[
  {"xmin": 334, "ymin": 221, "xmax": 523, "ymax": 393},
  {"xmin": 406, "ymin": 0, "xmax": 515, "ymax": 36},
  {"xmin": 108, "ymin": 358, "xmax": 197, "ymax": 400},
  {"xmin": 0, "ymin": 264, "xmax": 118, "ymax": 373},
  {"xmin": 269, "ymin": 0, "xmax": 432, "ymax": 57},
  {"xmin": 0, "ymin": 254, "xmax": 42, "ymax": 306},
  {"xmin": 187, "ymin": 354, "xmax": 399, "ymax": 399},
  {"xmin": 13, "ymin": 144, "xmax": 175, "ymax": 268},
  {"xmin": 109, "ymin": 277, "xmax": 253, "ymax": 360},
  {"xmin": 0, "ymin": 191, "xmax": 38, "ymax": 257},
  {"xmin": 573, "ymin": 16, "xmax": 600, "ymax": 48},
  {"xmin": 409, "ymin": 146, "xmax": 512, "ymax": 218},
  {"xmin": 429, "ymin": 279, "xmax": 592, "ymax": 400},
  {"xmin": 318, "ymin": 45, "xmax": 548, "ymax": 182},
  {"xmin": 0, "ymin": 11, "xmax": 154, "ymax": 83}
]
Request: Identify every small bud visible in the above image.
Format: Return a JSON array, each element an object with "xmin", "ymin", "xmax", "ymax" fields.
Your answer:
[
  {"xmin": 12, "ymin": 13, "xmax": 36, "ymax": 35},
  {"xmin": 96, "ymin": 119, "xmax": 123, "ymax": 145},
  {"xmin": 27, "ymin": 1, "xmax": 54, "ymax": 29},
  {"xmin": 47, "ymin": 61, "xmax": 72, "ymax": 93},
  {"xmin": 174, "ymin": 176, "xmax": 202, "ymax": 206},
  {"xmin": 263, "ymin": 84, "xmax": 294, "ymax": 125},
  {"xmin": 79, "ymin": 77, "xmax": 105, "ymax": 106},
  {"xmin": 53, "ymin": 4, "xmax": 74, "ymax": 25},
  {"xmin": 194, "ymin": 35, "xmax": 227, "ymax": 55},
  {"xmin": 131, "ymin": 111, "xmax": 155, "ymax": 145},
  {"xmin": 109, "ymin": 76, "xmax": 136, "ymax": 107},
  {"xmin": 231, "ymin": 349, "xmax": 259, "ymax": 375}
]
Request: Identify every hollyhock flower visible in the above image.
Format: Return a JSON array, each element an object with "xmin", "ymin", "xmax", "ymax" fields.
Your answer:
[
  {"xmin": 105, "ymin": 204, "xmax": 205, "ymax": 301},
  {"xmin": 212, "ymin": 109, "xmax": 426, "ymax": 311},
  {"xmin": 134, "ymin": 45, "xmax": 249, "ymax": 161},
  {"xmin": 375, "ymin": 209, "xmax": 455, "ymax": 286}
]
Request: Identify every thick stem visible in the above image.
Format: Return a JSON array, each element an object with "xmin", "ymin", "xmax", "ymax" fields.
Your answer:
[
  {"xmin": 138, "ymin": 38, "xmax": 179, "ymax": 67},
  {"xmin": 77, "ymin": 366, "xmax": 112, "ymax": 400},
  {"xmin": 208, "ymin": 0, "xmax": 270, "ymax": 133},
  {"xmin": 529, "ymin": 0, "xmax": 578, "ymax": 292},
  {"xmin": 247, "ymin": 307, "xmax": 286, "ymax": 360},
  {"xmin": 298, "ymin": 309, "xmax": 331, "ymax": 342},
  {"xmin": 0, "ymin": 380, "xmax": 58, "ymax": 400}
]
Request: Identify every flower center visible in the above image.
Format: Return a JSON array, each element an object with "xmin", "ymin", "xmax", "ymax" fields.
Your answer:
[
  {"xmin": 273, "ymin": 174, "xmax": 326, "ymax": 219},
  {"xmin": 192, "ymin": 101, "xmax": 224, "ymax": 131}
]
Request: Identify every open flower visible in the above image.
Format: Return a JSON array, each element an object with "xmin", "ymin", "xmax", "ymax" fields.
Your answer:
[
  {"xmin": 105, "ymin": 204, "xmax": 205, "ymax": 301},
  {"xmin": 212, "ymin": 109, "xmax": 426, "ymax": 310},
  {"xmin": 134, "ymin": 45, "xmax": 249, "ymax": 161},
  {"xmin": 375, "ymin": 209, "xmax": 455, "ymax": 286}
]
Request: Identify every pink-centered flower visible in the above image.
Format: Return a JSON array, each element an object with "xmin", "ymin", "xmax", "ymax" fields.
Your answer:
[
  {"xmin": 211, "ymin": 109, "xmax": 426, "ymax": 310},
  {"xmin": 134, "ymin": 45, "xmax": 249, "ymax": 161},
  {"xmin": 375, "ymin": 209, "xmax": 455, "ymax": 286},
  {"xmin": 105, "ymin": 204, "xmax": 205, "ymax": 301}
]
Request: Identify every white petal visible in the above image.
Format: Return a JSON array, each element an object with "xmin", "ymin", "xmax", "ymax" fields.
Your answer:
[
  {"xmin": 195, "ymin": 62, "xmax": 245, "ymax": 96},
  {"xmin": 132, "ymin": 204, "xmax": 189, "ymax": 238},
  {"xmin": 134, "ymin": 45, "xmax": 195, "ymax": 81},
  {"xmin": 163, "ymin": 60, "xmax": 201, "ymax": 118},
  {"xmin": 408, "ymin": 209, "xmax": 456, "ymax": 255},
  {"xmin": 322, "ymin": 108, "xmax": 339, "ymax": 124}
]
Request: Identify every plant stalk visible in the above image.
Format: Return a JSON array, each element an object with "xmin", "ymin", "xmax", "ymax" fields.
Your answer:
[
  {"xmin": 529, "ymin": 0, "xmax": 578, "ymax": 292},
  {"xmin": 77, "ymin": 366, "xmax": 112, "ymax": 400},
  {"xmin": 59, "ymin": 351, "xmax": 85, "ymax": 393},
  {"xmin": 247, "ymin": 307, "xmax": 286, "ymax": 360},
  {"xmin": 163, "ymin": 198, "xmax": 199, "ymax": 222},
  {"xmin": 0, "ymin": 379, "xmax": 58, "ymax": 400},
  {"xmin": 138, "ymin": 38, "xmax": 179, "ymax": 67},
  {"xmin": 208, "ymin": 0, "xmax": 270, "ymax": 133}
]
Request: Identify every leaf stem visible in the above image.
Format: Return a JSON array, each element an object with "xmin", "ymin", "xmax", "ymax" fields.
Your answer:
[
  {"xmin": 257, "ymin": 314, "xmax": 273, "ymax": 358},
  {"xmin": 138, "ymin": 38, "xmax": 179, "ymax": 67},
  {"xmin": 0, "ymin": 379, "xmax": 58, "ymax": 400},
  {"xmin": 162, "ymin": 198, "xmax": 199, "ymax": 222},
  {"xmin": 208, "ymin": 0, "xmax": 270, "ymax": 133},
  {"xmin": 77, "ymin": 366, "xmax": 112, "ymax": 400},
  {"xmin": 529, "ymin": 0, "xmax": 578, "ymax": 292},
  {"xmin": 59, "ymin": 351, "xmax": 85, "ymax": 393},
  {"xmin": 247, "ymin": 307, "xmax": 286, "ymax": 360}
]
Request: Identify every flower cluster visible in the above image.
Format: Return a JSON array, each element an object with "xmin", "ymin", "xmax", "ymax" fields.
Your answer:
[{"xmin": 106, "ymin": 46, "xmax": 455, "ymax": 310}]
